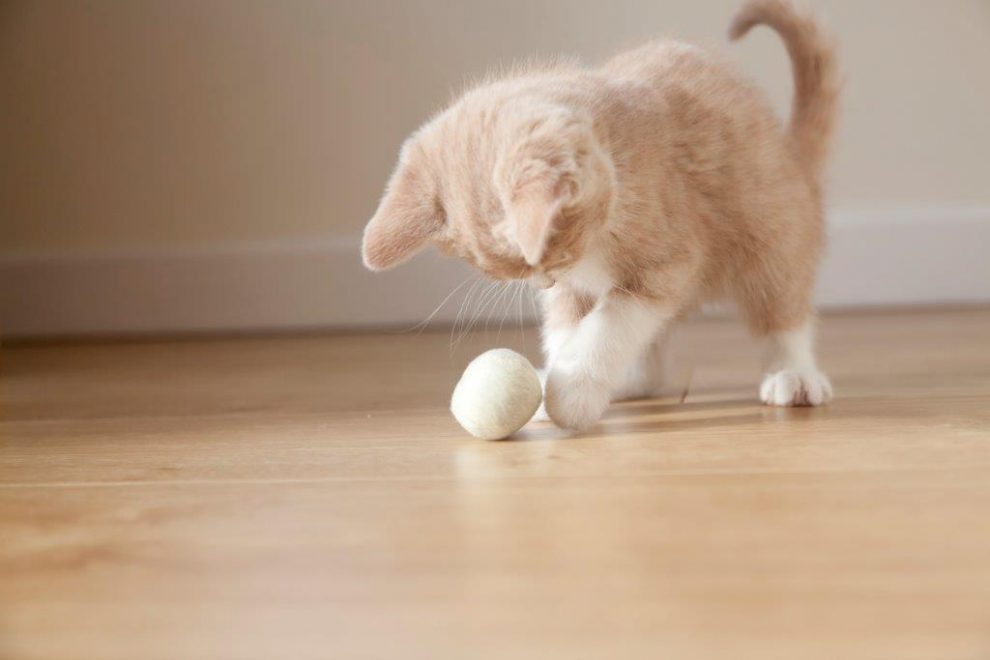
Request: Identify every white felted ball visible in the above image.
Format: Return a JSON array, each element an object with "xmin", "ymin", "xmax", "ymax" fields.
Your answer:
[{"xmin": 450, "ymin": 348, "xmax": 543, "ymax": 440}]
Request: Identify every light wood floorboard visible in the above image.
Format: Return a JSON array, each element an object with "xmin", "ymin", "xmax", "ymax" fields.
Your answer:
[{"xmin": 2, "ymin": 309, "xmax": 989, "ymax": 660}]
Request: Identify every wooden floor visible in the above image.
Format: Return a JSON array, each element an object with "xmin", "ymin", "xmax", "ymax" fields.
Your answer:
[{"xmin": 2, "ymin": 308, "xmax": 990, "ymax": 660}]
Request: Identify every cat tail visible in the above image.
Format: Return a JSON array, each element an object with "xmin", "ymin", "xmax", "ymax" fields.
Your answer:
[{"xmin": 729, "ymin": 0, "xmax": 840, "ymax": 179}]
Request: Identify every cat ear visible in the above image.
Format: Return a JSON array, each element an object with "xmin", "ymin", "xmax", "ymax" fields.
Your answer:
[
  {"xmin": 497, "ymin": 111, "xmax": 615, "ymax": 267},
  {"xmin": 362, "ymin": 162, "xmax": 443, "ymax": 271},
  {"xmin": 503, "ymin": 176, "xmax": 572, "ymax": 266}
]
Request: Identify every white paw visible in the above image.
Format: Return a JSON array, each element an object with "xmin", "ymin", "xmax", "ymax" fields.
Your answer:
[
  {"xmin": 760, "ymin": 370, "xmax": 833, "ymax": 407},
  {"xmin": 544, "ymin": 366, "xmax": 610, "ymax": 431}
]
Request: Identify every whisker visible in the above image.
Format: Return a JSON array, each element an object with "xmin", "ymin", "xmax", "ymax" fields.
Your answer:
[
  {"xmin": 529, "ymin": 286, "xmax": 541, "ymax": 319},
  {"xmin": 495, "ymin": 281, "xmax": 514, "ymax": 343},
  {"xmin": 472, "ymin": 281, "xmax": 501, "ymax": 334},
  {"xmin": 401, "ymin": 274, "xmax": 474, "ymax": 335},
  {"xmin": 482, "ymin": 281, "xmax": 504, "ymax": 334},
  {"xmin": 451, "ymin": 277, "xmax": 484, "ymax": 348},
  {"xmin": 530, "ymin": 287, "xmax": 544, "ymax": 354},
  {"xmin": 515, "ymin": 281, "xmax": 526, "ymax": 351},
  {"xmin": 512, "ymin": 268, "xmax": 529, "ymax": 341},
  {"xmin": 486, "ymin": 282, "xmax": 512, "ymax": 341},
  {"xmin": 452, "ymin": 278, "xmax": 479, "ymax": 336},
  {"xmin": 454, "ymin": 280, "xmax": 499, "ymax": 349}
]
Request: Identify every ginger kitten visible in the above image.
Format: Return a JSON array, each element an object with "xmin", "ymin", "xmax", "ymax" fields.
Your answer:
[{"xmin": 362, "ymin": 0, "xmax": 840, "ymax": 431}]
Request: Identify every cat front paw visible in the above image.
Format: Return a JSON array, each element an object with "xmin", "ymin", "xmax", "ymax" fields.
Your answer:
[
  {"xmin": 544, "ymin": 366, "xmax": 610, "ymax": 431},
  {"xmin": 760, "ymin": 370, "xmax": 833, "ymax": 407}
]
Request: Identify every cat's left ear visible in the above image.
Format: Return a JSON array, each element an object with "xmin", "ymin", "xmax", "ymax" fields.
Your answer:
[{"xmin": 362, "ymin": 148, "xmax": 443, "ymax": 271}]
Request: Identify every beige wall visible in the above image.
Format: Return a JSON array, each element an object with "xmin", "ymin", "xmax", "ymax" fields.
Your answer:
[{"xmin": 2, "ymin": 0, "xmax": 989, "ymax": 254}]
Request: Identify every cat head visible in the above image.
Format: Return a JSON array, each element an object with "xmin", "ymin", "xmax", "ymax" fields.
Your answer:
[{"xmin": 362, "ymin": 84, "xmax": 615, "ymax": 286}]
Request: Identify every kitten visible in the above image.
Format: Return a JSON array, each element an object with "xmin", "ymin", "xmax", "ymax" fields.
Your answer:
[{"xmin": 362, "ymin": 0, "xmax": 839, "ymax": 431}]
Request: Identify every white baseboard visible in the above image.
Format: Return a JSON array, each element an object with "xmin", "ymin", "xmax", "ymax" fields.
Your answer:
[{"xmin": 2, "ymin": 207, "xmax": 988, "ymax": 338}]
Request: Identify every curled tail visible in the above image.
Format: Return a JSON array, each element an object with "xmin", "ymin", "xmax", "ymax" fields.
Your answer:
[{"xmin": 729, "ymin": 0, "xmax": 840, "ymax": 178}]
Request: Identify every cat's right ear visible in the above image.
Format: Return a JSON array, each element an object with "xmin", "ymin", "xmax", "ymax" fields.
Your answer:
[{"xmin": 362, "ymin": 158, "xmax": 443, "ymax": 271}]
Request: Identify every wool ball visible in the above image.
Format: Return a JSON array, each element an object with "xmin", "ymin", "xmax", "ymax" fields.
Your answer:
[{"xmin": 450, "ymin": 348, "xmax": 543, "ymax": 440}]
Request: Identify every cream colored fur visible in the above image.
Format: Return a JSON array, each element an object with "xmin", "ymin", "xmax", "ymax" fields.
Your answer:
[{"xmin": 363, "ymin": 0, "xmax": 840, "ymax": 430}]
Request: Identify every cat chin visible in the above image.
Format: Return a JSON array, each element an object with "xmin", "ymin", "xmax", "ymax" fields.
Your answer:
[{"xmin": 554, "ymin": 245, "xmax": 613, "ymax": 299}]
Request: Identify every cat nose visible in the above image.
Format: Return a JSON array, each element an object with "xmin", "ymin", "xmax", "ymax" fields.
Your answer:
[{"xmin": 530, "ymin": 273, "xmax": 554, "ymax": 289}]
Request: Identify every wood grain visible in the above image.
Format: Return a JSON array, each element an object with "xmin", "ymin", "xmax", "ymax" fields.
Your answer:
[{"xmin": 2, "ymin": 309, "xmax": 990, "ymax": 660}]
